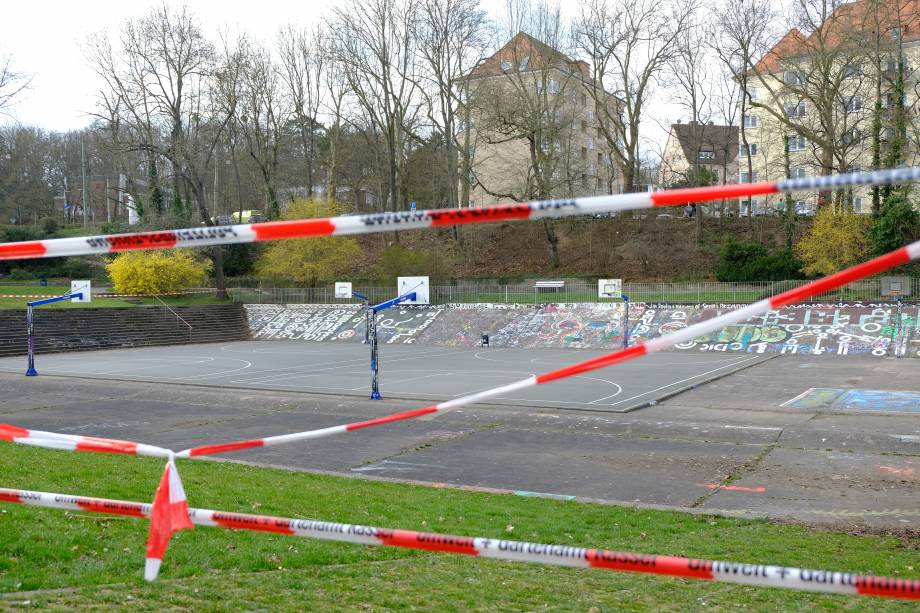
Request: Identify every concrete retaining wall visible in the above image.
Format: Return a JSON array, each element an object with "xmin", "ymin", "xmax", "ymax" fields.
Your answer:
[{"xmin": 244, "ymin": 302, "xmax": 919, "ymax": 357}]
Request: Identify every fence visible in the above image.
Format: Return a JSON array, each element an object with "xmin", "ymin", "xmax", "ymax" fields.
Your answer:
[{"xmin": 229, "ymin": 278, "xmax": 920, "ymax": 305}]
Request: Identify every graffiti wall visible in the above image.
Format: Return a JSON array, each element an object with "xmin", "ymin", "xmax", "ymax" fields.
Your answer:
[
  {"xmin": 625, "ymin": 303, "xmax": 920, "ymax": 357},
  {"xmin": 245, "ymin": 305, "xmax": 362, "ymax": 342},
  {"xmin": 244, "ymin": 302, "xmax": 919, "ymax": 357}
]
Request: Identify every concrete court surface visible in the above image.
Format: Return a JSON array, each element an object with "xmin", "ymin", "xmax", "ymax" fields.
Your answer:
[
  {"xmin": 0, "ymin": 345, "xmax": 918, "ymax": 530},
  {"xmin": 0, "ymin": 341, "xmax": 768, "ymax": 412}
]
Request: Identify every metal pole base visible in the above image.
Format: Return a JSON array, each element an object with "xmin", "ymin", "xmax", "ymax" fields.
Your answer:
[
  {"xmin": 25, "ymin": 368, "xmax": 37, "ymax": 377},
  {"xmin": 370, "ymin": 391, "xmax": 381, "ymax": 400}
]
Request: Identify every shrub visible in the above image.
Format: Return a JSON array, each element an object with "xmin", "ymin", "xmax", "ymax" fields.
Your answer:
[
  {"xmin": 255, "ymin": 199, "xmax": 361, "ymax": 287},
  {"xmin": 372, "ymin": 245, "xmax": 454, "ymax": 283},
  {"xmin": 871, "ymin": 192, "xmax": 920, "ymax": 255},
  {"xmin": 106, "ymin": 250, "xmax": 211, "ymax": 295},
  {"xmin": 795, "ymin": 206, "xmax": 870, "ymax": 276},
  {"xmin": 716, "ymin": 238, "xmax": 805, "ymax": 282},
  {"xmin": 38, "ymin": 217, "xmax": 58, "ymax": 236}
]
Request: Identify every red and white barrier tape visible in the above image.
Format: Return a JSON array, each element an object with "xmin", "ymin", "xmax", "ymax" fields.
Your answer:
[
  {"xmin": 174, "ymin": 238, "xmax": 920, "ymax": 458},
  {"xmin": 0, "ymin": 290, "xmax": 214, "ymax": 299},
  {"xmin": 1, "ymin": 167, "xmax": 918, "ymax": 260},
  {"xmin": 0, "ymin": 487, "xmax": 916, "ymax": 598},
  {"xmin": 0, "ymin": 423, "xmax": 171, "ymax": 458}
]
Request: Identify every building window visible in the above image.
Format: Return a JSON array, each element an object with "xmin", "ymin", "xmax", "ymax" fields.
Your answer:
[
  {"xmin": 784, "ymin": 69, "xmax": 804, "ymax": 86},
  {"xmin": 853, "ymin": 196, "xmax": 864, "ymax": 212},
  {"xmin": 842, "ymin": 128, "xmax": 861, "ymax": 145},
  {"xmin": 793, "ymin": 166, "xmax": 807, "ymax": 179},
  {"xmin": 699, "ymin": 150, "xmax": 715, "ymax": 160},
  {"xmin": 788, "ymin": 135, "xmax": 807, "ymax": 151},
  {"xmin": 581, "ymin": 146, "xmax": 587, "ymax": 161},
  {"xmin": 785, "ymin": 101, "xmax": 806, "ymax": 118},
  {"xmin": 747, "ymin": 86, "xmax": 759, "ymax": 100},
  {"xmin": 597, "ymin": 127, "xmax": 603, "ymax": 139},
  {"xmin": 581, "ymin": 173, "xmax": 588, "ymax": 188},
  {"xmin": 740, "ymin": 170, "xmax": 759, "ymax": 183},
  {"xmin": 843, "ymin": 63, "xmax": 861, "ymax": 78},
  {"xmin": 581, "ymin": 120, "xmax": 587, "ymax": 134},
  {"xmin": 548, "ymin": 79, "xmax": 558, "ymax": 94},
  {"xmin": 587, "ymin": 136, "xmax": 595, "ymax": 150},
  {"xmin": 519, "ymin": 55, "xmax": 530, "ymax": 71},
  {"xmin": 843, "ymin": 96, "xmax": 863, "ymax": 113},
  {"xmin": 743, "ymin": 115, "xmax": 758, "ymax": 128},
  {"xmin": 581, "ymin": 92, "xmax": 587, "ymax": 106},
  {"xmin": 740, "ymin": 143, "xmax": 758, "ymax": 157},
  {"xmin": 541, "ymin": 140, "xmax": 551, "ymax": 153},
  {"xmin": 501, "ymin": 60, "xmax": 513, "ymax": 71},
  {"xmin": 586, "ymin": 109, "xmax": 594, "ymax": 121}
]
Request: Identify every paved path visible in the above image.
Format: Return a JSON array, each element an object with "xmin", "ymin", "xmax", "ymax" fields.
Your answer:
[{"xmin": 1, "ymin": 348, "xmax": 917, "ymax": 529}]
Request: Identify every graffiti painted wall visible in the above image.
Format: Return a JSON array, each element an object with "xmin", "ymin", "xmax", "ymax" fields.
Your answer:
[
  {"xmin": 244, "ymin": 302, "xmax": 919, "ymax": 357},
  {"xmin": 245, "ymin": 305, "xmax": 362, "ymax": 342}
]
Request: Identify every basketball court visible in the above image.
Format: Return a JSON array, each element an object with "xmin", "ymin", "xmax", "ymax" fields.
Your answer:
[{"xmin": 0, "ymin": 341, "xmax": 767, "ymax": 412}]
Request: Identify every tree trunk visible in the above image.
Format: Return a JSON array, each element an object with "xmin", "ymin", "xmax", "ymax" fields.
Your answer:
[{"xmin": 542, "ymin": 219, "xmax": 561, "ymax": 269}]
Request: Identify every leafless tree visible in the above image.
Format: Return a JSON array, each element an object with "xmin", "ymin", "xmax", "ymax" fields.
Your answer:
[
  {"xmin": 416, "ymin": 0, "xmax": 489, "ymax": 209},
  {"xmin": 330, "ymin": 0, "xmax": 422, "ymax": 211},
  {"xmin": 278, "ymin": 25, "xmax": 324, "ymax": 198},
  {"xmin": 238, "ymin": 42, "xmax": 289, "ymax": 218},
  {"xmin": 89, "ymin": 4, "xmax": 235, "ymax": 295},
  {"xmin": 574, "ymin": 0, "xmax": 695, "ymax": 194},
  {"xmin": 0, "ymin": 55, "xmax": 30, "ymax": 114},
  {"xmin": 714, "ymin": 0, "xmax": 775, "ymax": 224},
  {"xmin": 747, "ymin": 0, "xmax": 872, "ymax": 206}
]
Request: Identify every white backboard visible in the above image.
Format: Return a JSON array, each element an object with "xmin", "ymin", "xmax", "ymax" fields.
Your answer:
[
  {"xmin": 598, "ymin": 278, "xmax": 622, "ymax": 299},
  {"xmin": 397, "ymin": 276, "xmax": 430, "ymax": 305},
  {"xmin": 334, "ymin": 281, "xmax": 353, "ymax": 299},
  {"xmin": 71, "ymin": 280, "xmax": 92, "ymax": 303}
]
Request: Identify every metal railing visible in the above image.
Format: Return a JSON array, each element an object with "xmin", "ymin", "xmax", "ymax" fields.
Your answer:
[
  {"xmin": 153, "ymin": 295, "xmax": 193, "ymax": 340},
  {"xmin": 229, "ymin": 278, "xmax": 919, "ymax": 305}
]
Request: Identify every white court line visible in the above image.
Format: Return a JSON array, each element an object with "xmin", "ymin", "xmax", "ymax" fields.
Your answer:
[
  {"xmin": 95, "ymin": 356, "xmax": 216, "ymax": 376},
  {"xmin": 231, "ymin": 347, "xmax": 468, "ymax": 384},
  {"xmin": 166, "ymin": 358, "xmax": 254, "ymax": 381},
  {"xmin": 780, "ymin": 388, "xmax": 816, "ymax": 407},
  {"xmin": 602, "ymin": 355, "xmax": 763, "ymax": 407}
]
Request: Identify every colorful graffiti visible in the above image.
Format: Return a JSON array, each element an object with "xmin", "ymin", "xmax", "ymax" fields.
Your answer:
[
  {"xmin": 244, "ymin": 302, "xmax": 919, "ymax": 357},
  {"xmin": 246, "ymin": 304, "xmax": 361, "ymax": 341}
]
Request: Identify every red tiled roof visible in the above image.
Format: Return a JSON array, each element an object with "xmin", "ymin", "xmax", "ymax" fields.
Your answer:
[
  {"xmin": 470, "ymin": 32, "xmax": 589, "ymax": 79},
  {"xmin": 755, "ymin": 0, "xmax": 920, "ymax": 74}
]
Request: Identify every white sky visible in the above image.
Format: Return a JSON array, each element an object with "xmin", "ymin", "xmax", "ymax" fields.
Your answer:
[{"xmin": 0, "ymin": 0, "xmax": 677, "ymax": 148}]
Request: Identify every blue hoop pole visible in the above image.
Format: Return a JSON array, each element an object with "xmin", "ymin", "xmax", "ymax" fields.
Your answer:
[
  {"xmin": 25, "ymin": 293, "xmax": 82, "ymax": 377},
  {"xmin": 366, "ymin": 290, "xmax": 417, "ymax": 400}
]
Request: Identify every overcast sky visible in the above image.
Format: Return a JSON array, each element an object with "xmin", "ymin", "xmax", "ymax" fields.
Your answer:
[{"xmin": 0, "ymin": 0, "xmax": 679, "ymax": 148}]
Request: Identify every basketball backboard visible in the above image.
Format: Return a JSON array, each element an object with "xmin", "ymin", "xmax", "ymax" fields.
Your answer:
[
  {"xmin": 397, "ymin": 276, "xmax": 429, "ymax": 304},
  {"xmin": 598, "ymin": 278, "xmax": 622, "ymax": 299},
  {"xmin": 71, "ymin": 280, "xmax": 91, "ymax": 303},
  {"xmin": 334, "ymin": 281, "xmax": 353, "ymax": 299}
]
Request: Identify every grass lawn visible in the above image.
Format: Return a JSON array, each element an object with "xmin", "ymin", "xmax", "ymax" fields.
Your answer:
[
  {"xmin": 0, "ymin": 286, "xmax": 229, "ymax": 310},
  {"xmin": 0, "ymin": 445, "xmax": 916, "ymax": 610}
]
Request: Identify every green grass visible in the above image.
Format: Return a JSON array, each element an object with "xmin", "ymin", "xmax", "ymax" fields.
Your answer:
[
  {"xmin": 0, "ymin": 445, "xmax": 916, "ymax": 610},
  {"xmin": 0, "ymin": 286, "xmax": 228, "ymax": 309}
]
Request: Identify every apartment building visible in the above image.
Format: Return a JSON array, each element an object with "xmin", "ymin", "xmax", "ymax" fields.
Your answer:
[
  {"xmin": 465, "ymin": 32, "xmax": 622, "ymax": 207},
  {"xmin": 660, "ymin": 121, "xmax": 740, "ymax": 188},
  {"xmin": 741, "ymin": 0, "xmax": 920, "ymax": 216}
]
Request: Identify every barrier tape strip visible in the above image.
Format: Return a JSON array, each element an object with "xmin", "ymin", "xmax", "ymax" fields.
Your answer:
[
  {"xmin": 1, "ymin": 167, "xmax": 919, "ymax": 260},
  {"xmin": 0, "ymin": 290, "xmax": 215, "ymax": 299},
  {"xmin": 0, "ymin": 487, "xmax": 916, "ymax": 599},
  {"xmin": 0, "ymin": 423, "xmax": 172, "ymax": 458},
  {"xmin": 174, "ymin": 237, "xmax": 920, "ymax": 458}
]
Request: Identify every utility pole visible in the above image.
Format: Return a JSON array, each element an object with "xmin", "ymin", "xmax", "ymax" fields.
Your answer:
[{"xmin": 81, "ymin": 134, "xmax": 89, "ymax": 227}]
